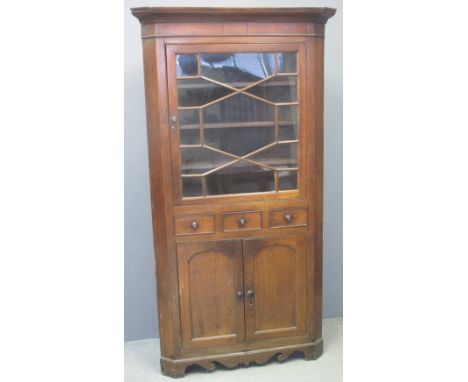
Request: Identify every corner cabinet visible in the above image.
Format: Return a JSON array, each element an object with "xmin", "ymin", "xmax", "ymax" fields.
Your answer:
[{"xmin": 131, "ymin": 7, "xmax": 335, "ymax": 378}]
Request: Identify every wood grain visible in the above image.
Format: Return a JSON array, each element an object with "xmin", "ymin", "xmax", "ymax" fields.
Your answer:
[
  {"xmin": 222, "ymin": 210, "xmax": 262, "ymax": 232},
  {"xmin": 269, "ymin": 207, "xmax": 308, "ymax": 229},
  {"xmin": 174, "ymin": 214, "xmax": 215, "ymax": 236},
  {"xmin": 243, "ymin": 236, "xmax": 307, "ymax": 342},
  {"xmin": 131, "ymin": 7, "xmax": 336, "ymax": 24},
  {"xmin": 177, "ymin": 241, "xmax": 245, "ymax": 349},
  {"xmin": 160, "ymin": 339, "xmax": 323, "ymax": 377}
]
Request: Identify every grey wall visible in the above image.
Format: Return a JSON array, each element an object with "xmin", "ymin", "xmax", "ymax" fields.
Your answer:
[{"xmin": 125, "ymin": 0, "xmax": 342, "ymax": 341}]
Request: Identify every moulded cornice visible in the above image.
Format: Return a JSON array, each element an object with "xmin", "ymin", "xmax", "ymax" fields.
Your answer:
[{"xmin": 131, "ymin": 7, "xmax": 336, "ymax": 24}]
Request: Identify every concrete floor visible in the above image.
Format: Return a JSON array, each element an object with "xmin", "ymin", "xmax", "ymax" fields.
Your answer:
[{"xmin": 125, "ymin": 317, "xmax": 342, "ymax": 381}]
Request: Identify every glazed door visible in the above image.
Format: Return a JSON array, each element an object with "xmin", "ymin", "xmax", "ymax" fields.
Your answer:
[
  {"xmin": 166, "ymin": 43, "xmax": 306, "ymax": 204},
  {"xmin": 243, "ymin": 236, "xmax": 307, "ymax": 341},
  {"xmin": 177, "ymin": 240, "xmax": 245, "ymax": 349}
]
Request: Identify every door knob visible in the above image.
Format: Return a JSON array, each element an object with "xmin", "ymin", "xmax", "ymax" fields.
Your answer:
[
  {"xmin": 170, "ymin": 115, "xmax": 177, "ymax": 130},
  {"xmin": 236, "ymin": 290, "xmax": 244, "ymax": 299},
  {"xmin": 246, "ymin": 289, "xmax": 254, "ymax": 298},
  {"xmin": 284, "ymin": 213, "xmax": 293, "ymax": 222}
]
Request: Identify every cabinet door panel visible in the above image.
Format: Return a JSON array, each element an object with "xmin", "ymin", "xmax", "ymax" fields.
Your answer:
[
  {"xmin": 166, "ymin": 43, "xmax": 306, "ymax": 204},
  {"xmin": 177, "ymin": 240, "xmax": 245, "ymax": 349},
  {"xmin": 243, "ymin": 236, "xmax": 307, "ymax": 341}
]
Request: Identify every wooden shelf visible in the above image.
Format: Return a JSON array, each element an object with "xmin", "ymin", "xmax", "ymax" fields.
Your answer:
[
  {"xmin": 180, "ymin": 120, "xmax": 296, "ymax": 130},
  {"xmin": 177, "ymin": 80, "xmax": 296, "ymax": 90},
  {"xmin": 182, "ymin": 159, "xmax": 298, "ymax": 174}
]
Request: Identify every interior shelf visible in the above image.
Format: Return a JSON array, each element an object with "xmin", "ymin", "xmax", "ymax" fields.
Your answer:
[
  {"xmin": 177, "ymin": 80, "xmax": 296, "ymax": 89},
  {"xmin": 180, "ymin": 121, "xmax": 296, "ymax": 130},
  {"xmin": 181, "ymin": 159, "xmax": 298, "ymax": 173}
]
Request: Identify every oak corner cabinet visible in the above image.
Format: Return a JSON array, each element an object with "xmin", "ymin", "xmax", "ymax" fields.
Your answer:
[{"xmin": 131, "ymin": 6, "xmax": 336, "ymax": 378}]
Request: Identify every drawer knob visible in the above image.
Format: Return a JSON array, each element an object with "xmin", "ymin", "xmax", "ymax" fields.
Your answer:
[
  {"xmin": 239, "ymin": 217, "xmax": 247, "ymax": 226},
  {"xmin": 284, "ymin": 213, "xmax": 293, "ymax": 222},
  {"xmin": 191, "ymin": 221, "xmax": 198, "ymax": 229}
]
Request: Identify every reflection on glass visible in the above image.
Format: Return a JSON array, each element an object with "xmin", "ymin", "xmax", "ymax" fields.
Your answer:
[
  {"xmin": 250, "ymin": 143, "xmax": 297, "ymax": 168},
  {"xmin": 278, "ymin": 170, "xmax": 297, "ymax": 191},
  {"xmin": 177, "ymin": 78, "xmax": 233, "ymax": 107},
  {"xmin": 278, "ymin": 52, "xmax": 297, "ymax": 73},
  {"xmin": 181, "ymin": 147, "xmax": 233, "ymax": 175},
  {"xmin": 176, "ymin": 51, "xmax": 300, "ymax": 197},
  {"xmin": 201, "ymin": 53, "xmax": 275, "ymax": 87},
  {"xmin": 176, "ymin": 55, "xmax": 198, "ymax": 77},
  {"xmin": 182, "ymin": 177, "xmax": 202, "ymax": 197},
  {"xmin": 205, "ymin": 161, "xmax": 274, "ymax": 195},
  {"xmin": 246, "ymin": 76, "xmax": 297, "ymax": 103}
]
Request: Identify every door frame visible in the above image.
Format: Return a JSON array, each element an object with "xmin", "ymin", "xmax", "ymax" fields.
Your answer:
[{"xmin": 165, "ymin": 42, "xmax": 307, "ymax": 206}]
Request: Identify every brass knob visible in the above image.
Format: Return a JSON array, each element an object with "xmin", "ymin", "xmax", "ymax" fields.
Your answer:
[
  {"xmin": 284, "ymin": 213, "xmax": 293, "ymax": 222},
  {"xmin": 239, "ymin": 217, "xmax": 246, "ymax": 226},
  {"xmin": 191, "ymin": 221, "xmax": 198, "ymax": 229},
  {"xmin": 236, "ymin": 290, "xmax": 244, "ymax": 299},
  {"xmin": 170, "ymin": 115, "xmax": 177, "ymax": 130},
  {"xmin": 246, "ymin": 289, "xmax": 254, "ymax": 298}
]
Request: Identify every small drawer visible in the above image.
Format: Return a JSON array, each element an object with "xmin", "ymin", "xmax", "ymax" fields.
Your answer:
[
  {"xmin": 174, "ymin": 214, "xmax": 215, "ymax": 236},
  {"xmin": 222, "ymin": 210, "xmax": 262, "ymax": 232},
  {"xmin": 269, "ymin": 208, "xmax": 307, "ymax": 229}
]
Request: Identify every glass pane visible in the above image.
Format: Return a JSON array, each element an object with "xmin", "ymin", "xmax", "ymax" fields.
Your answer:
[
  {"xmin": 203, "ymin": 93, "xmax": 274, "ymax": 124},
  {"xmin": 278, "ymin": 104, "xmax": 297, "ymax": 123},
  {"xmin": 249, "ymin": 143, "xmax": 298, "ymax": 168},
  {"xmin": 180, "ymin": 129, "xmax": 200, "ymax": 145},
  {"xmin": 278, "ymin": 105, "xmax": 298, "ymax": 141},
  {"xmin": 201, "ymin": 53, "xmax": 275, "ymax": 88},
  {"xmin": 181, "ymin": 147, "xmax": 234, "ymax": 175},
  {"xmin": 177, "ymin": 78, "xmax": 233, "ymax": 107},
  {"xmin": 182, "ymin": 177, "xmax": 202, "ymax": 197},
  {"xmin": 278, "ymin": 125, "xmax": 297, "ymax": 141},
  {"xmin": 278, "ymin": 170, "xmax": 297, "ymax": 191},
  {"xmin": 179, "ymin": 109, "xmax": 200, "ymax": 145},
  {"xmin": 246, "ymin": 76, "xmax": 297, "ymax": 103},
  {"xmin": 205, "ymin": 125, "xmax": 275, "ymax": 157},
  {"xmin": 278, "ymin": 52, "xmax": 297, "ymax": 73},
  {"xmin": 179, "ymin": 109, "xmax": 199, "ymax": 125},
  {"xmin": 203, "ymin": 93, "xmax": 275, "ymax": 156},
  {"xmin": 205, "ymin": 161, "xmax": 274, "ymax": 195},
  {"xmin": 174, "ymin": 50, "xmax": 300, "ymax": 198},
  {"xmin": 176, "ymin": 54, "xmax": 198, "ymax": 77}
]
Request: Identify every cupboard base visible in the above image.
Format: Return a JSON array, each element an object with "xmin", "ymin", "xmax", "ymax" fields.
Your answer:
[{"xmin": 160, "ymin": 338, "xmax": 323, "ymax": 378}]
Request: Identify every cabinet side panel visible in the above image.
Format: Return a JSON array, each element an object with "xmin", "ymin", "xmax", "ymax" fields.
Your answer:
[
  {"xmin": 306, "ymin": 34, "xmax": 324, "ymax": 341},
  {"xmin": 141, "ymin": 36, "xmax": 181, "ymax": 356}
]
